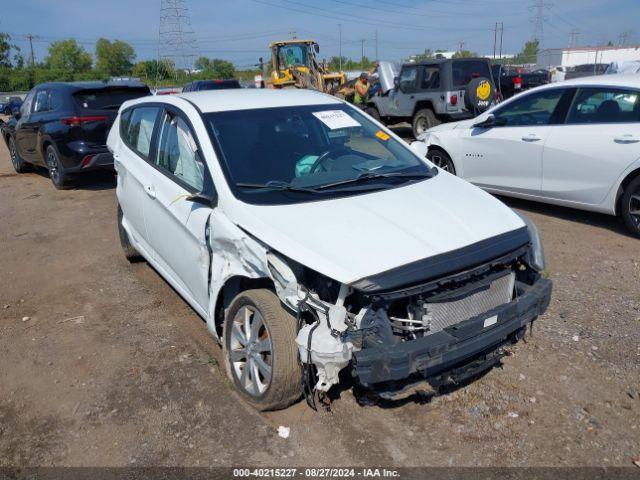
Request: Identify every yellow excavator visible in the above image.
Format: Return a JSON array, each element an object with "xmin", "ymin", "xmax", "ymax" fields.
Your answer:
[{"xmin": 267, "ymin": 39, "xmax": 345, "ymax": 93}]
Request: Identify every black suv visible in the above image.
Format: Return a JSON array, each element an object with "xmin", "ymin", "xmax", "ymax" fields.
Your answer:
[
  {"xmin": 2, "ymin": 81, "xmax": 150, "ymax": 189},
  {"xmin": 182, "ymin": 79, "xmax": 241, "ymax": 92}
]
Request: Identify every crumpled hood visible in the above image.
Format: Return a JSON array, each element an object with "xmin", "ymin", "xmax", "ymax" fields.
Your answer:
[{"xmin": 226, "ymin": 172, "xmax": 525, "ymax": 285}]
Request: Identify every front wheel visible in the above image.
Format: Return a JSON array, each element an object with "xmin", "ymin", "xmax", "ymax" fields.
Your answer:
[
  {"xmin": 223, "ymin": 289, "xmax": 301, "ymax": 411},
  {"xmin": 8, "ymin": 136, "xmax": 30, "ymax": 173},
  {"xmin": 620, "ymin": 175, "xmax": 640, "ymax": 238},
  {"xmin": 412, "ymin": 108, "xmax": 440, "ymax": 139},
  {"xmin": 45, "ymin": 145, "xmax": 72, "ymax": 190},
  {"xmin": 427, "ymin": 149, "xmax": 456, "ymax": 174}
]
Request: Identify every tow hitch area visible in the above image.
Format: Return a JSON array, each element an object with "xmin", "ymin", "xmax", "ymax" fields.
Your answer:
[{"xmin": 266, "ymin": 240, "xmax": 552, "ymax": 409}]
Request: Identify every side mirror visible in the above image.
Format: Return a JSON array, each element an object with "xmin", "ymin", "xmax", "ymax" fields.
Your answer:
[
  {"xmin": 186, "ymin": 191, "xmax": 217, "ymax": 208},
  {"xmin": 393, "ymin": 76, "xmax": 399, "ymax": 90},
  {"xmin": 472, "ymin": 113, "xmax": 502, "ymax": 129}
]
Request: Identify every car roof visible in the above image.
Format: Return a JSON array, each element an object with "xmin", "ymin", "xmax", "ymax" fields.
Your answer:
[
  {"xmin": 408, "ymin": 57, "xmax": 489, "ymax": 67},
  {"xmin": 35, "ymin": 80, "xmax": 149, "ymax": 91},
  {"xmin": 172, "ymin": 88, "xmax": 343, "ymax": 113},
  {"xmin": 538, "ymin": 73, "xmax": 640, "ymax": 89}
]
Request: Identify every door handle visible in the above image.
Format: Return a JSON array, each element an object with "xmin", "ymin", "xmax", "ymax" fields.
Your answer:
[
  {"xmin": 522, "ymin": 134, "xmax": 541, "ymax": 142},
  {"xmin": 144, "ymin": 185, "xmax": 156, "ymax": 199},
  {"xmin": 614, "ymin": 134, "xmax": 640, "ymax": 144}
]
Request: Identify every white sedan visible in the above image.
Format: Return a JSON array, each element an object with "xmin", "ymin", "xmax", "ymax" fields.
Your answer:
[
  {"xmin": 416, "ymin": 74, "xmax": 640, "ymax": 237},
  {"xmin": 107, "ymin": 88, "xmax": 550, "ymax": 410}
]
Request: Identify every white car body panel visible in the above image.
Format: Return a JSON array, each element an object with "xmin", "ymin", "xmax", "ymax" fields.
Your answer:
[
  {"xmin": 419, "ymin": 74, "xmax": 640, "ymax": 215},
  {"xmin": 109, "ymin": 89, "xmax": 528, "ymax": 343}
]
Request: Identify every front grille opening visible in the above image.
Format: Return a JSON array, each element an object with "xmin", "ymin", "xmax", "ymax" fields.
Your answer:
[{"xmin": 388, "ymin": 271, "xmax": 515, "ymax": 340}]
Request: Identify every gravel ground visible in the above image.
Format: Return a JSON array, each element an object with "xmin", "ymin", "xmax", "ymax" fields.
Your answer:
[{"xmin": 0, "ymin": 134, "xmax": 638, "ymax": 468}]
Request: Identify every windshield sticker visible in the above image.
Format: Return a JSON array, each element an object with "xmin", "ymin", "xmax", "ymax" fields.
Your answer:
[
  {"xmin": 312, "ymin": 110, "xmax": 361, "ymax": 130},
  {"xmin": 375, "ymin": 130, "xmax": 390, "ymax": 141}
]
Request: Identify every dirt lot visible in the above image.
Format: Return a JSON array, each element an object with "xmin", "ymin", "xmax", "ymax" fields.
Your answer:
[{"xmin": 0, "ymin": 133, "xmax": 639, "ymax": 468}]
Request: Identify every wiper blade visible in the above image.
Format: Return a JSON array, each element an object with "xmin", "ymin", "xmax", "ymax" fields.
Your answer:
[
  {"xmin": 315, "ymin": 171, "xmax": 431, "ymax": 190},
  {"xmin": 235, "ymin": 181, "xmax": 324, "ymax": 194}
]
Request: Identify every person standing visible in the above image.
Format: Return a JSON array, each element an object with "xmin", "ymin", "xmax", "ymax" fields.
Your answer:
[{"xmin": 353, "ymin": 72, "xmax": 370, "ymax": 107}]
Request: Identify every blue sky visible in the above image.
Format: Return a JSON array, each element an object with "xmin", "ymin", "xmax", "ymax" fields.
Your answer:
[{"xmin": 1, "ymin": 0, "xmax": 638, "ymax": 68}]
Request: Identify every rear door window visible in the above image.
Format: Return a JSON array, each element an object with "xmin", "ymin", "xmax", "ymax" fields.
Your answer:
[
  {"xmin": 74, "ymin": 87, "xmax": 150, "ymax": 110},
  {"xmin": 566, "ymin": 88, "xmax": 640, "ymax": 124},
  {"xmin": 121, "ymin": 106, "xmax": 160, "ymax": 158},
  {"xmin": 451, "ymin": 60, "xmax": 492, "ymax": 88}
]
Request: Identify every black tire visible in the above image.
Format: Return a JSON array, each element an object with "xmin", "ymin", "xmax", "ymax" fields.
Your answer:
[
  {"xmin": 223, "ymin": 289, "xmax": 301, "ymax": 411},
  {"xmin": 427, "ymin": 148, "xmax": 456, "ymax": 174},
  {"xmin": 117, "ymin": 204, "xmax": 143, "ymax": 262},
  {"xmin": 45, "ymin": 145, "xmax": 72, "ymax": 190},
  {"xmin": 620, "ymin": 175, "xmax": 640, "ymax": 238},
  {"xmin": 8, "ymin": 136, "xmax": 30, "ymax": 173},
  {"xmin": 365, "ymin": 106, "xmax": 381, "ymax": 121},
  {"xmin": 412, "ymin": 108, "xmax": 440, "ymax": 139}
]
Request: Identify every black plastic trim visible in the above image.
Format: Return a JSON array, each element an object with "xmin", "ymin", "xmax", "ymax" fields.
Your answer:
[
  {"xmin": 352, "ymin": 277, "xmax": 552, "ymax": 386},
  {"xmin": 351, "ymin": 226, "xmax": 530, "ymax": 293}
]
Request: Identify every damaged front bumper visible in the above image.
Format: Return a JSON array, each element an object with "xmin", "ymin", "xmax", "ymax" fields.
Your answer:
[{"xmin": 352, "ymin": 277, "xmax": 552, "ymax": 387}]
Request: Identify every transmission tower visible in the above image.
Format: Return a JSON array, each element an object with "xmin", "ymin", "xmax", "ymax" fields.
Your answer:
[
  {"xmin": 569, "ymin": 29, "xmax": 580, "ymax": 48},
  {"xmin": 529, "ymin": 0, "xmax": 551, "ymax": 49},
  {"xmin": 159, "ymin": 0, "xmax": 198, "ymax": 74}
]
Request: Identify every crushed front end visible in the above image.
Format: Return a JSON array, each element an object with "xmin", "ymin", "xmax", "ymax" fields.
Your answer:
[{"xmin": 267, "ymin": 225, "xmax": 552, "ymax": 404}]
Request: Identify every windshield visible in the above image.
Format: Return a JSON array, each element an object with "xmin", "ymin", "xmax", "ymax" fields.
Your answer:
[
  {"xmin": 204, "ymin": 104, "xmax": 433, "ymax": 205},
  {"xmin": 277, "ymin": 44, "xmax": 309, "ymax": 69}
]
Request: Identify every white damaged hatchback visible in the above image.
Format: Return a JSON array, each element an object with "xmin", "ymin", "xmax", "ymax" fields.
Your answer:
[{"xmin": 107, "ymin": 89, "xmax": 551, "ymax": 410}]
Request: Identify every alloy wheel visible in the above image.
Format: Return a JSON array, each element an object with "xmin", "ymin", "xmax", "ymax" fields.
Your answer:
[
  {"xmin": 46, "ymin": 149, "xmax": 60, "ymax": 184},
  {"xmin": 229, "ymin": 305, "xmax": 273, "ymax": 397},
  {"xmin": 629, "ymin": 189, "xmax": 640, "ymax": 229},
  {"xmin": 9, "ymin": 138, "xmax": 19, "ymax": 169},
  {"xmin": 430, "ymin": 153, "xmax": 451, "ymax": 172}
]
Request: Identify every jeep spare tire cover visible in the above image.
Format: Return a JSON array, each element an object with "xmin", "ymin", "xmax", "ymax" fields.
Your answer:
[{"xmin": 465, "ymin": 77, "xmax": 494, "ymax": 113}]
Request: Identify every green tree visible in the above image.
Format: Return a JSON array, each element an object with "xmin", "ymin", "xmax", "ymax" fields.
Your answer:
[
  {"xmin": 452, "ymin": 50, "xmax": 478, "ymax": 59},
  {"xmin": 210, "ymin": 59, "xmax": 235, "ymax": 78},
  {"xmin": 0, "ymin": 32, "xmax": 23, "ymax": 68},
  {"xmin": 45, "ymin": 39, "xmax": 92, "ymax": 73},
  {"xmin": 412, "ymin": 49, "xmax": 434, "ymax": 62},
  {"xmin": 132, "ymin": 59, "xmax": 174, "ymax": 81},
  {"xmin": 513, "ymin": 39, "xmax": 539, "ymax": 64},
  {"xmin": 95, "ymin": 38, "xmax": 135, "ymax": 76},
  {"xmin": 194, "ymin": 56, "xmax": 211, "ymax": 71}
]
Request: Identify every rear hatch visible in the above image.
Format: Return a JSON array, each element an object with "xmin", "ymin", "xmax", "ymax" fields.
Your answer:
[
  {"xmin": 72, "ymin": 86, "xmax": 150, "ymax": 145},
  {"xmin": 449, "ymin": 59, "xmax": 495, "ymax": 112}
]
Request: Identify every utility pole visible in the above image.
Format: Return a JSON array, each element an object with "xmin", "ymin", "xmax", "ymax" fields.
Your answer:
[
  {"xmin": 361, "ymin": 38, "xmax": 365, "ymax": 66},
  {"xmin": 457, "ymin": 40, "xmax": 465, "ymax": 53},
  {"xmin": 375, "ymin": 30, "xmax": 378, "ymax": 62},
  {"xmin": 21, "ymin": 34, "xmax": 39, "ymax": 66},
  {"xmin": 493, "ymin": 23, "xmax": 498, "ymax": 59},
  {"xmin": 338, "ymin": 23, "xmax": 342, "ymax": 71},
  {"xmin": 619, "ymin": 30, "xmax": 633, "ymax": 45},
  {"xmin": 569, "ymin": 28, "xmax": 580, "ymax": 48},
  {"xmin": 498, "ymin": 22, "xmax": 504, "ymax": 59}
]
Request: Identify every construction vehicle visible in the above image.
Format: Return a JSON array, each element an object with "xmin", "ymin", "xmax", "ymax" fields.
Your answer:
[{"xmin": 267, "ymin": 39, "xmax": 345, "ymax": 93}]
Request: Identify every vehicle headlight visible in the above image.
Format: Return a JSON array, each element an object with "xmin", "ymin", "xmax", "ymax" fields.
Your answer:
[{"xmin": 515, "ymin": 212, "xmax": 545, "ymax": 272}]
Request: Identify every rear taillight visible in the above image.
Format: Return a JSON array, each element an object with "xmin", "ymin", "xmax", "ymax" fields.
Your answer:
[
  {"xmin": 450, "ymin": 94, "xmax": 458, "ymax": 106},
  {"xmin": 61, "ymin": 115, "xmax": 109, "ymax": 126}
]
